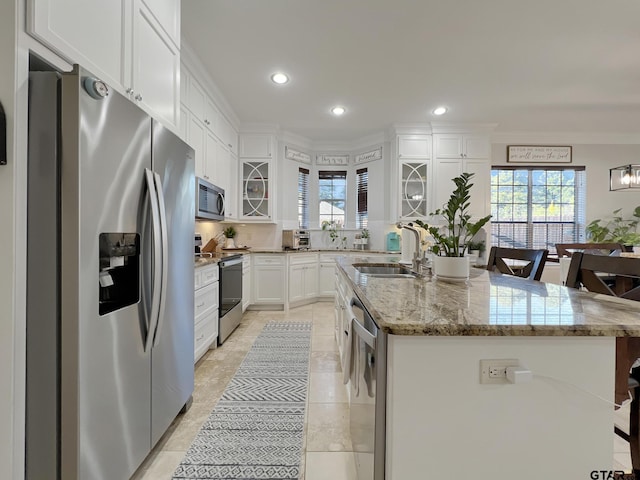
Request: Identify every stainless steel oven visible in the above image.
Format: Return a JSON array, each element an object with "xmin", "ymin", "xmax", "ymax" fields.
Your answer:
[{"xmin": 218, "ymin": 254, "xmax": 243, "ymax": 343}]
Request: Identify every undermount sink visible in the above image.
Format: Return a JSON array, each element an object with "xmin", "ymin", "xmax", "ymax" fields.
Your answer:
[{"xmin": 353, "ymin": 263, "xmax": 417, "ymax": 278}]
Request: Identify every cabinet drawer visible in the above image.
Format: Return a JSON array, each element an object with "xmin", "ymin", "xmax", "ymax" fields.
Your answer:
[
  {"xmin": 289, "ymin": 253, "xmax": 318, "ymax": 265},
  {"xmin": 199, "ymin": 264, "xmax": 219, "ymax": 286},
  {"xmin": 195, "ymin": 264, "xmax": 218, "ymax": 289},
  {"xmin": 194, "ymin": 310, "xmax": 218, "ymax": 363},
  {"xmin": 195, "ymin": 281, "xmax": 218, "ymax": 320},
  {"xmin": 254, "ymin": 255, "xmax": 285, "ymax": 266},
  {"xmin": 320, "ymin": 253, "xmax": 346, "ymax": 263}
]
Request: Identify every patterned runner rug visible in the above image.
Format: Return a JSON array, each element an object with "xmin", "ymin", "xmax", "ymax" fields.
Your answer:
[{"xmin": 173, "ymin": 321, "xmax": 312, "ymax": 480}]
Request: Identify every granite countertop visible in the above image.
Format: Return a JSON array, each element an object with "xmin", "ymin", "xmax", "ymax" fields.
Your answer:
[
  {"xmin": 194, "ymin": 251, "xmax": 245, "ymax": 267},
  {"xmin": 337, "ymin": 256, "xmax": 640, "ymax": 337},
  {"xmin": 248, "ymin": 248, "xmax": 398, "ymax": 254}
]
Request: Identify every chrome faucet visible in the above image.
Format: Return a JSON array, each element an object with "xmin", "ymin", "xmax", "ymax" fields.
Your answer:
[{"xmin": 396, "ymin": 222, "xmax": 423, "ymax": 274}]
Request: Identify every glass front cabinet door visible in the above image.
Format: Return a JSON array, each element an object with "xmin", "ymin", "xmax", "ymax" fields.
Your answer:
[
  {"xmin": 400, "ymin": 161, "xmax": 429, "ymax": 219},
  {"xmin": 241, "ymin": 160, "xmax": 271, "ymax": 219}
]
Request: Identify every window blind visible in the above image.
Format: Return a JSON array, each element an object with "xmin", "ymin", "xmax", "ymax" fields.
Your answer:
[
  {"xmin": 298, "ymin": 167, "xmax": 309, "ymax": 229},
  {"xmin": 356, "ymin": 167, "xmax": 368, "ymax": 229},
  {"xmin": 318, "ymin": 170, "xmax": 347, "ymax": 226},
  {"xmin": 490, "ymin": 166, "xmax": 587, "ymax": 254}
]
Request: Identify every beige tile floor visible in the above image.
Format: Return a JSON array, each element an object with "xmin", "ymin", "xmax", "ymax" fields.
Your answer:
[
  {"xmin": 614, "ymin": 403, "xmax": 633, "ymax": 472},
  {"xmin": 131, "ymin": 301, "xmax": 633, "ymax": 479},
  {"xmin": 131, "ymin": 301, "xmax": 356, "ymax": 480}
]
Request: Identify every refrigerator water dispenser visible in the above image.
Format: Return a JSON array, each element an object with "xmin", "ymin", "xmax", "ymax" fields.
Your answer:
[{"xmin": 99, "ymin": 233, "xmax": 140, "ymax": 315}]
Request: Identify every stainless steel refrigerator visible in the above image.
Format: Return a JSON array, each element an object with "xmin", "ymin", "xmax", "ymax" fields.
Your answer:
[{"xmin": 26, "ymin": 65, "xmax": 195, "ymax": 480}]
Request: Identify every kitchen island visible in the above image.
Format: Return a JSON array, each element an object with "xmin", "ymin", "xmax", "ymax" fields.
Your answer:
[{"xmin": 336, "ymin": 256, "xmax": 640, "ymax": 480}]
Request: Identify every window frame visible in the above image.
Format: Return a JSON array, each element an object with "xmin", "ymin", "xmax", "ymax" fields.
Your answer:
[
  {"xmin": 318, "ymin": 169, "xmax": 348, "ymax": 227},
  {"xmin": 356, "ymin": 167, "xmax": 368, "ymax": 229},
  {"xmin": 490, "ymin": 166, "xmax": 586, "ymax": 255},
  {"xmin": 297, "ymin": 167, "xmax": 310, "ymax": 229}
]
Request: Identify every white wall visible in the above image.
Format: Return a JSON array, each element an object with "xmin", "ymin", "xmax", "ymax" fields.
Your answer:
[
  {"xmin": 492, "ymin": 143, "xmax": 640, "ymax": 223},
  {"xmin": 276, "ymin": 140, "xmax": 391, "ymax": 250},
  {"xmin": 387, "ymin": 335, "xmax": 615, "ymax": 479}
]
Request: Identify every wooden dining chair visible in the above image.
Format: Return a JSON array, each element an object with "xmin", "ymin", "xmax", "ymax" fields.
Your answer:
[
  {"xmin": 555, "ymin": 242, "xmax": 625, "ymax": 258},
  {"xmin": 486, "ymin": 247, "xmax": 549, "ymax": 281},
  {"xmin": 565, "ymin": 252, "xmax": 640, "ymax": 474}
]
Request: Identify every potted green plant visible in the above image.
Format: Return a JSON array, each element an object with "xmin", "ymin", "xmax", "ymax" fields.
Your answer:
[
  {"xmin": 222, "ymin": 225, "xmax": 237, "ymax": 249},
  {"xmin": 585, "ymin": 206, "xmax": 640, "ymax": 248},
  {"xmin": 415, "ymin": 172, "xmax": 492, "ymax": 279},
  {"xmin": 321, "ymin": 220, "xmax": 347, "ymax": 249}
]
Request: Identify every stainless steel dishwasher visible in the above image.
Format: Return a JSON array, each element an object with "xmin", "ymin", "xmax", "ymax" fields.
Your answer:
[{"xmin": 349, "ymin": 296, "xmax": 387, "ymax": 480}]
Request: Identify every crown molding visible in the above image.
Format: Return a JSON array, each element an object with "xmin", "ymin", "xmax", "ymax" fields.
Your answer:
[
  {"xmin": 390, "ymin": 123, "xmax": 432, "ymax": 135},
  {"xmin": 280, "ymin": 130, "xmax": 313, "ymax": 150},
  {"xmin": 181, "ymin": 41, "xmax": 241, "ymax": 130},
  {"xmin": 430, "ymin": 122, "xmax": 498, "ymax": 134},
  {"xmin": 239, "ymin": 123, "xmax": 280, "ymax": 135},
  {"xmin": 491, "ymin": 131, "xmax": 640, "ymax": 145}
]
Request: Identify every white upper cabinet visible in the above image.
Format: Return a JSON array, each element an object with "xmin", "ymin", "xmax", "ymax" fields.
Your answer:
[
  {"xmin": 220, "ymin": 116, "xmax": 238, "ymax": 155},
  {"xmin": 129, "ymin": 1, "xmax": 179, "ymax": 128},
  {"xmin": 27, "ymin": 0, "xmax": 126, "ymax": 89},
  {"xmin": 204, "ymin": 98, "xmax": 220, "ymax": 132},
  {"xmin": 188, "ymin": 115, "xmax": 206, "ymax": 178},
  {"xmin": 434, "ymin": 134, "xmax": 489, "ymax": 159},
  {"xmin": 398, "ymin": 135, "xmax": 431, "ymax": 159},
  {"xmin": 239, "ymin": 135, "xmax": 273, "ymax": 158},
  {"xmin": 187, "ymin": 77, "xmax": 207, "ymax": 123},
  {"xmin": 140, "ymin": 0, "xmax": 179, "ymax": 47},
  {"xmin": 433, "ymin": 133, "xmax": 491, "ymax": 219},
  {"xmin": 28, "ymin": 0, "xmax": 180, "ymax": 129}
]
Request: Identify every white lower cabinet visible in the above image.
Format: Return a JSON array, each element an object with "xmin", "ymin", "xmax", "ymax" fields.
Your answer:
[
  {"xmin": 252, "ymin": 255, "xmax": 285, "ymax": 305},
  {"xmin": 334, "ymin": 268, "xmax": 353, "ymax": 362},
  {"xmin": 194, "ymin": 264, "xmax": 219, "ymax": 363},
  {"xmin": 242, "ymin": 254, "xmax": 252, "ymax": 312},
  {"xmin": 288, "ymin": 253, "xmax": 319, "ymax": 305},
  {"xmin": 319, "ymin": 253, "xmax": 345, "ymax": 297}
]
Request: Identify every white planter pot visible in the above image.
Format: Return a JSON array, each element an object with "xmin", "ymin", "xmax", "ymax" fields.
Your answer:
[
  {"xmin": 433, "ymin": 255, "xmax": 470, "ymax": 280},
  {"xmin": 224, "ymin": 237, "xmax": 236, "ymax": 249}
]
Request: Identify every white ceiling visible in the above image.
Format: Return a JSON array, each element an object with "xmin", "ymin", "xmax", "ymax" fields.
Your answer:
[{"xmin": 181, "ymin": 0, "xmax": 640, "ymax": 142}]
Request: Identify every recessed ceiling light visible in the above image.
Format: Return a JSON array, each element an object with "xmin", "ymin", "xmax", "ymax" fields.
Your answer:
[
  {"xmin": 331, "ymin": 106, "xmax": 346, "ymax": 116},
  {"xmin": 271, "ymin": 72, "xmax": 289, "ymax": 85},
  {"xmin": 432, "ymin": 106, "xmax": 448, "ymax": 116}
]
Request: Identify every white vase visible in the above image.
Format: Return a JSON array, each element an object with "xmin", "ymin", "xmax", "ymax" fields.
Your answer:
[
  {"xmin": 224, "ymin": 237, "xmax": 236, "ymax": 249},
  {"xmin": 433, "ymin": 255, "xmax": 470, "ymax": 281}
]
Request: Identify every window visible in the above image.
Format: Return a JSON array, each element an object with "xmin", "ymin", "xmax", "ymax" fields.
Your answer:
[
  {"xmin": 356, "ymin": 168, "xmax": 368, "ymax": 229},
  {"xmin": 298, "ymin": 167, "xmax": 309, "ymax": 228},
  {"xmin": 490, "ymin": 167, "xmax": 586, "ymax": 254},
  {"xmin": 318, "ymin": 170, "xmax": 347, "ymax": 226}
]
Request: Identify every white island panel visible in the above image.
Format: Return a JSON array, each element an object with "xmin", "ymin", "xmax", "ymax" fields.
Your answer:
[{"xmin": 386, "ymin": 335, "xmax": 615, "ymax": 479}]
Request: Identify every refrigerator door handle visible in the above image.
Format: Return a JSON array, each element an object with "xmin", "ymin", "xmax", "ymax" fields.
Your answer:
[
  {"xmin": 152, "ymin": 171, "xmax": 169, "ymax": 347},
  {"xmin": 144, "ymin": 168, "xmax": 162, "ymax": 352}
]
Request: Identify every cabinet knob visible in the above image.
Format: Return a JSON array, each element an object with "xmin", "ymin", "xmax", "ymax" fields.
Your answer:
[
  {"xmin": 135, "ymin": 94, "xmax": 143, "ymax": 101},
  {"xmin": 125, "ymin": 87, "xmax": 133, "ymax": 95}
]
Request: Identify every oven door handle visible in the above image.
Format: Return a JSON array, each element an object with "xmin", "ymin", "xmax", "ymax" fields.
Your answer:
[{"xmin": 220, "ymin": 257, "xmax": 243, "ymax": 268}]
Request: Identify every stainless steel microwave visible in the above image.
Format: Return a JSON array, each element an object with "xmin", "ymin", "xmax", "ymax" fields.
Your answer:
[{"xmin": 196, "ymin": 177, "xmax": 225, "ymax": 221}]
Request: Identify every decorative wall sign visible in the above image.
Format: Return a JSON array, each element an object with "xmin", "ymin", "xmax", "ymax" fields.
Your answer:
[
  {"xmin": 354, "ymin": 147, "xmax": 382, "ymax": 165},
  {"xmin": 316, "ymin": 154, "xmax": 350, "ymax": 165},
  {"xmin": 285, "ymin": 146, "xmax": 311, "ymax": 164},
  {"xmin": 507, "ymin": 145, "xmax": 572, "ymax": 163}
]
